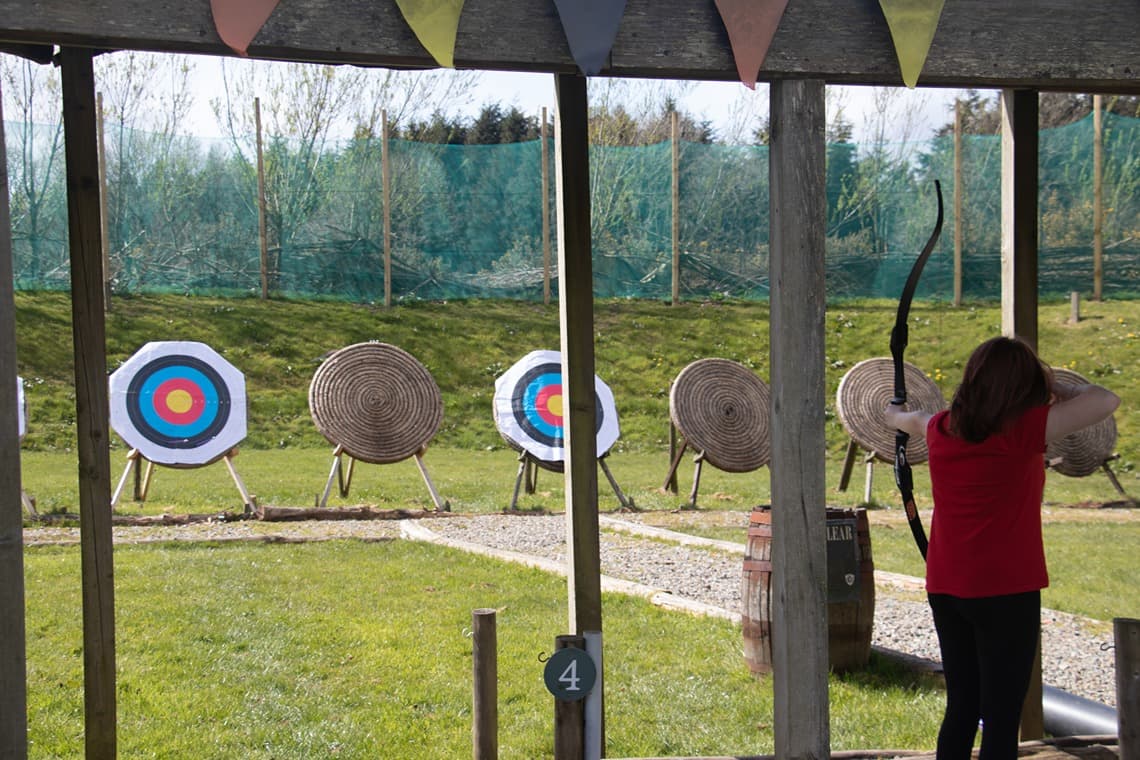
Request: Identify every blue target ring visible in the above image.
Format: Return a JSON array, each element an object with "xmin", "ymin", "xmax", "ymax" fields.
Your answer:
[
  {"xmin": 126, "ymin": 355, "xmax": 231, "ymax": 449},
  {"xmin": 512, "ymin": 363, "xmax": 603, "ymax": 451}
]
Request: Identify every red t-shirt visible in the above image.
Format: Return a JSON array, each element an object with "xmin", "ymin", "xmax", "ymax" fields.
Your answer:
[{"xmin": 924, "ymin": 405, "xmax": 1050, "ymax": 598}]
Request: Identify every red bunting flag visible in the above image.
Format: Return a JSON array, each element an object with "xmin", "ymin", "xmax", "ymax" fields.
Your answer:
[
  {"xmin": 210, "ymin": 0, "xmax": 281, "ymax": 57},
  {"xmin": 552, "ymin": 0, "xmax": 629, "ymax": 76},
  {"xmin": 713, "ymin": 0, "xmax": 789, "ymax": 89}
]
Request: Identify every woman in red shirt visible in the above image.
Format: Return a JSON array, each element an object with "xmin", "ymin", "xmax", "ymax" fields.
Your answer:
[{"xmin": 883, "ymin": 336, "xmax": 1119, "ymax": 760}]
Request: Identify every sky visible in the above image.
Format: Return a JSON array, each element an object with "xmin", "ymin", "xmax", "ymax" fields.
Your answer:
[{"xmin": 178, "ymin": 53, "xmax": 967, "ymax": 147}]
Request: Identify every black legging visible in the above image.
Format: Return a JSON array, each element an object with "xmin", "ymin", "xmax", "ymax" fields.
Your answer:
[{"xmin": 927, "ymin": 590, "xmax": 1041, "ymax": 760}]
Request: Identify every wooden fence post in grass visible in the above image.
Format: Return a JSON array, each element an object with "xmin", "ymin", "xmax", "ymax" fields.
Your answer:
[
  {"xmin": 671, "ymin": 110, "xmax": 680, "ymax": 306},
  {"xmin": 551, "ymin": 635, "xmax": 586, "ymax": 760},
  {"xmin": 255, "ymin": 97, "xmax": 269, "ymax": 300},
  {"xmin": 382, "ymin": 108, "xmax": 392, "ymax": 308},
  {"xmin": 542, "ymin": 106, "xmax": 551, "ymax": 305},
  {"xmin": 954, "ymin": 98, "xmax": 963, "ymax": 307},
  {"xmin": 1070, "ymin": 291, "xmax": 1080, "ymax": 324},
  {"xmin": 1093, "ymin": 94, "xmax": 1104, "ymax": 302},
  {"xmin": 472, "ymin": 609, "xmax": 498, "ymax": 760}
]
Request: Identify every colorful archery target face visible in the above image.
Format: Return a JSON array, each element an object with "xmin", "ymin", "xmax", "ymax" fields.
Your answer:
[
  {"xmin": 493, "ymin": 349, "xmax": 620, "ymax": 462},
  {"xmin": 109, "ymin": 341, "xmax": 246, "ymax": 466},
  {"xmin": 16, "ymin": 375, "xmax": 26, "ymax": 439}
]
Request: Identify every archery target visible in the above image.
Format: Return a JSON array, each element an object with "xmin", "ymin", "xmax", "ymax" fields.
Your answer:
[
  {"xmin": 493, "ymin": 349, "xmax": 620, "ymax": 462},
  {"xmin": 16, "ymin": 375, "xmax": 26, "ymax": 440},
  {"xmin": 110, "ymin": 341, "xmax": 246, "ymax": 466}
]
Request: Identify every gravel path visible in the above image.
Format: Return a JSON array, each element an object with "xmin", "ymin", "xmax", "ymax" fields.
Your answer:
[
  {"xmin": 418, "ymin": 513, "xmax": 1119, "ymax": 709},
  {"xmin": 24, "ymin": 512, "xmax": 1118, "ymax": 708}
]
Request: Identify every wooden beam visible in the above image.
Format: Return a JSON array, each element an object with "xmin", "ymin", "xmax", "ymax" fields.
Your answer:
[
  {"xmin": 768, "ymin": 78, "xmax": 830, "ymax": 759},
  {"xmin": 1, "ymin": 1, "xmax": 1139, "ymax": 91},
  {"xmin": 999, "ymin": 89, "xmax": 1039, "ymax": 351},
  {"xmin": 554, "ymin": 73, "xmax": 602, "ymax": 636},
  {"xmin": 59, "ymin": 46, "xmax": 117, "ymax": 759},
  {"xmin": 0, "ymin": 79, "xmax": 29, "ymax": 760}
]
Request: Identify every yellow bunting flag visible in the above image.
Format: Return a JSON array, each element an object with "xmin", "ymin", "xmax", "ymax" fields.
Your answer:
[
  {"xmin": 394, "ymin": 0, "xmax": 467, "ymax": 68},
  {"xmin": 878, "ymin": 0, "xmax": 946, "ymax": 88},
  {"xmin": 713, "ymin": 0, "xmax": 789, "ymax": 90},
  {"xmin": 210, "ymin": 0, "xmax": 281, "ymax": 57}
]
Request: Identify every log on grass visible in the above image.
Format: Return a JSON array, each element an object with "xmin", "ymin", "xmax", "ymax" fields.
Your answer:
[{"xmin": 254, "ymin": 505, "xmax": 450, "ymax": 522}]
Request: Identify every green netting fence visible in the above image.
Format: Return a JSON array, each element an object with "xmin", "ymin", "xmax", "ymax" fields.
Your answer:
[{"xmin": 6, "ymin": 113, "xmax": 1140, "ymax": 301}]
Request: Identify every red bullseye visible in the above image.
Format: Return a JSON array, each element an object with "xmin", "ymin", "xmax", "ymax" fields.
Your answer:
[
  {"xmin": 153, "ymin": 377, "xmax": 206, "ymax": 425},
  {"xmin": 534, "ymin": 384, "xmax": 563, "ymax": 427}
]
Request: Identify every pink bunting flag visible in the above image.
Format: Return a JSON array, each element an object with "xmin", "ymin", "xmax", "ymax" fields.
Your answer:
[
  {"xmin": 210, "ymin": 0, "xmax": 281, "ymax": 57},
  {"xmin": 552, "ymin": 0, "xmax": 629, "ymax": 76},
  {"xmin": 713, "ymin": 0, "xmax": 790, "ymax": 90}
]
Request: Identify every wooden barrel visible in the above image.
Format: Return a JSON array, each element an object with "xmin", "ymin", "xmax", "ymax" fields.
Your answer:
[{"xmin": 742, "ymin": 506, "xmax": 876, "ymax": 674}]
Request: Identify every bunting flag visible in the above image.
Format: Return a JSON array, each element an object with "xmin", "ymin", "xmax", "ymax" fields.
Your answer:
[
  {"xmin": 552, "ymin": 0, "xmax": 628, "ymax": 76},
  {"xmin": 210, "ymin": 0, "xmax": 281, "ymax": 57},
  {"xmin": 394, "ymin": 0, "xmax": 467, "ymax": 68},
  {"xmin": 713, "ymin": 0, "xmax": 789, "ymax": 89},
  {"xmin": 878, "ymin": 0, "xmax": 946, "ymax": 88}
]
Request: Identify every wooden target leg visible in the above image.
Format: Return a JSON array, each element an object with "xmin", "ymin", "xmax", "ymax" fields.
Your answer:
[
  {"xmin": 525, "ymin": 456, "xmax": 538, "ymax": 494},
  {"xmin": 338, "ymin": 454, "xmax": 356, "ymax": 498},
  {"xmin": 863, "ymin": 452, "xmax": 876, "ymax": 504},
  {"xmin": 111, "ymin": 448, "xmax": 139, "ymax": 507},
  {"xmin": 414, "ymin": 449, "xmax": 449, "ymax": 512},
  {"xmin": 222, "ymin": 450, "xmax": 255, "ymax": 512},
  {"xmin": 318, "ymin": 448, "xmax": 342, "ymax": 508},
  {"xmin": 838, "ymin": 438, "xmax": 858, "ymax": 492},
  {"xmin": 688, "ymin": 452, "xmax": 705, "ymax": 509},
  {"xmin": 510, "ymin": 456, "xmax": 527, "ymax": 511},
  {"xmin": 599, "ymin": 454, "xmax": 634, "ymax": 510},
  {"xmin": 666, "ymin": 423, "xmax": 679, "ymax": 493},
  {"xmin": 662, "ymin": 440, "xmax": 688, "ymax": 491},
  {"xmin": 136, "ymin": 457, "xmax": 155, "ymax": 502},
  {"xmin": 1102, "ymin": 458, "xmax": 1138, "ymax": 506},
  {"xmin": 20, "ymin": 490, "xmax": 37, "ymax": 518}
]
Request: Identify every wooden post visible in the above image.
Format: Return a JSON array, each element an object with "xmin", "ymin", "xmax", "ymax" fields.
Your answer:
[
  {"xmin": 554, "ymin": 74, "xmax": 603, "ymax": 644},
  {"xmin": 382, "ymin": 109, "xmax": 392, "ymax": 308},
  {"xmin": 1116, "ymin": 617, "xmax": 1140, "ymax": 760},
  {"xmin": 0, "ymin": 81, "xmax": 30, "ymax": 760},
  {"xmin": 542, "ymin": 106, "xmax": 551, "ymax": 305},
  {"xmin": 671, "ymin": 109, "xmax": 680, "ymax": 306},
  {"xmin": 96, "ymin": 92, "xmax": 111, "ymax": 308},
  {"xmin": 1092, "ymin": 93, "xmax": 1104, "ymax": 302},
  {"xmin": 1000, "ymin": 89, "xmax": 1039, "ymax": 351},
  {"xmin": 953, "ymin": 98, "xmax": 963, "ymax": 307},
  {"xmin": 1070, "ymin": 291, "xmax": 1080, "ymax": 324},
  {"xmin": 769, "ymin": 78, "xmax": 830, "ymax": 760},
  {"xmin": 472, "ymin": 609, "xmax": 498, "ymax": 760},
  {"xmin": 1001, "ymin": 87, "xmax": 1044, "ymax": 739},
  {"xmin": 552, "ymin": 634, "xmax": 585, "ymax": 760},
  {"xmin": 255, "ymin": 97, "xmax": 269, "ymax": 300},
  {"xmin": 60, "ymin": 46, "xmax": 117, "ymax": 759}
]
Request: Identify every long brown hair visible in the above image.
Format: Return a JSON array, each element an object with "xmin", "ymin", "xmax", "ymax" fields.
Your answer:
[{"xmin": 948, "ymin": 336, "xmax": 1053, "ymax": 443}]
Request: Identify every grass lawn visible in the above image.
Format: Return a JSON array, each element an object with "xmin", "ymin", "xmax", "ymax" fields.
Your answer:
[{"xmin": 25, "ymin": 540, "xmax": 946, "ymax": 759}]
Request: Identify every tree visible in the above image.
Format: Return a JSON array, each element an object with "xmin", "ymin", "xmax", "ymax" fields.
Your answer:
[{"xmin": 0, "ymin": 53, "xmax": 66, "ymax": 286}]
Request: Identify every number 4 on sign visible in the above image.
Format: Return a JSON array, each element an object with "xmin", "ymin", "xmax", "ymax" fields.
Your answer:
[{"xmin": 543, "ymin": 646, "xmax": 597, "ymax": 702}]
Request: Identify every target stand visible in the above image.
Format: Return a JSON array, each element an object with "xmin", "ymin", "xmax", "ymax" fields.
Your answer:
[
  {"xmin": 1046, "ymin": 368, "xmax": 1136, "ymax": 506},
  {"xmin": 505, "ymin": 441, "xmax": 633, "ymax": 511},
  {"xmin": 835, "ymin": 358, "xmax": 945, "ymax": 503},
  {"xmin": 111, "ymin": 447, "xmax": 255, "ymax": 512},
  {"xmin": 309, "ymin": 342, "xmax": 449, "ymax": 511},
  {"xmin": 109, "ymin": 341, "xmax": 254, "ymax": 512},
  {"xmin": 661, "ymin": 358, "xmax": 771, "ymax": 508},
  {"xmin": 494, "ymin": 350, "xmax": 631, "ymax": 510}
]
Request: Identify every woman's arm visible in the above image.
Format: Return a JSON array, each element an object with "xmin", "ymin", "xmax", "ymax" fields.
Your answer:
[
  {"xmin": 883, "ymin": 403, "xmax": 932, "ymax": 442},
  {"xmin": 1045, "ymin": 383, "xmax": 1120, "ymax": 443}
]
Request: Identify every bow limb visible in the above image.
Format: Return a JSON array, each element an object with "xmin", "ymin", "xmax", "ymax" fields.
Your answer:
[{"xmin": 891, "ymin": 180, "xmax": 944, "ymax": 560}]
